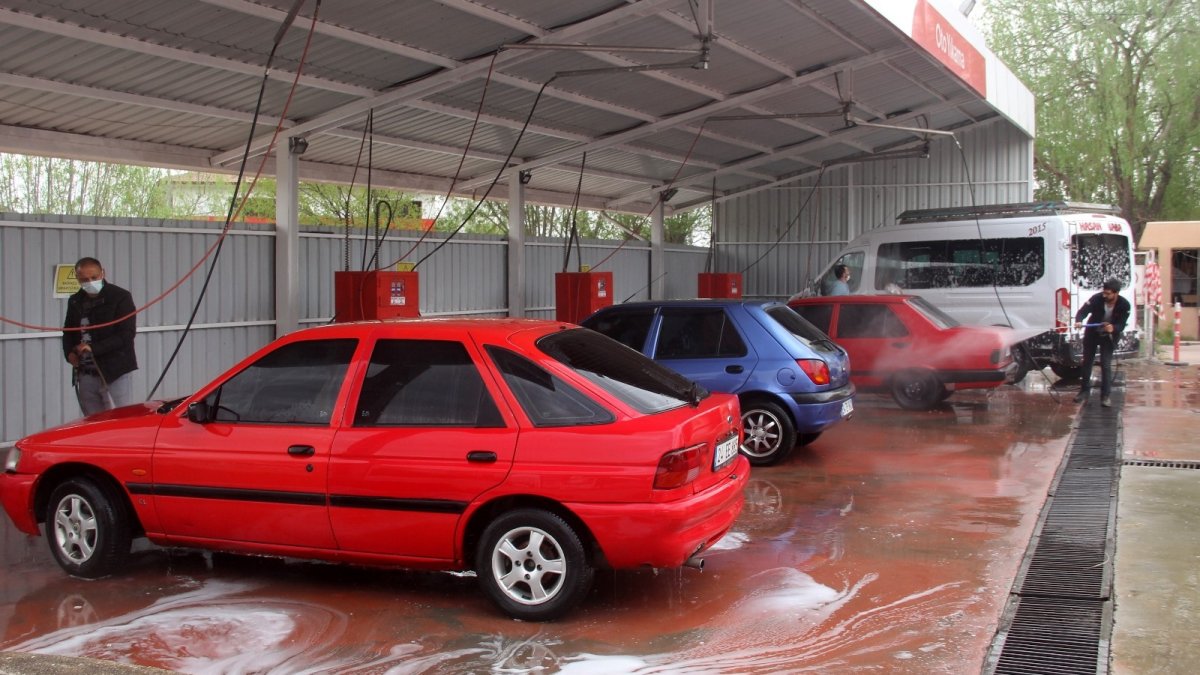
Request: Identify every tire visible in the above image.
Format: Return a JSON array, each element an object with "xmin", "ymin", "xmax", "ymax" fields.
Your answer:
[
  {"xmin": 1008, "ymin": 361, "xmax": 1030, "ymax": 385},
  {"xmin": 740, "ymin": 400, "xmax": 796, "ymax": 466},
  {"xmin": 1050, "ymin": 362, "xmax": 1081, "ymax": 380},
  {"xmin": 797, "ymin": 432, "xmax": 822, "ymax": 447},
  {"xmin": 45, "ymin": 478, "xmax": 132, "ymax": 579},
  {"xmin": 476, "ymin": 508, "xmax": 593, "ymax": 621},
  {"xmin": 891, "ymin": 370, "xmax": 943, "ymax": 411}
]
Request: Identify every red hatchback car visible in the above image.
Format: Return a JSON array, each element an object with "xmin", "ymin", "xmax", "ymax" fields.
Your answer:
[
  {"xmin": 0, "ymin": 319, "xmax": 748, "ymax": 621},
  {"xmin": 788, "ymin": 295, "xmax": 1017, "ymax": 410}
]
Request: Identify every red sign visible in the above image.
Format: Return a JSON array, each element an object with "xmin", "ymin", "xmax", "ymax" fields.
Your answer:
[{"xmin": 911, "ymin": 0, "xmax": 987, "ymax": 97}]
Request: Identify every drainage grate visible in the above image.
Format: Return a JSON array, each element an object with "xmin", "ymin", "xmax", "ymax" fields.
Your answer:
[
  {"xmin": 1123, "ymin": 459, "xmax": 1200, "ymax": 470},
  {"xmin": 988, "ymin": 391, "xmax": 1122, "ymax": 674},
  {"xmin": 992, "ymin": 597, "xmax": 1109, "ymax": 675}
]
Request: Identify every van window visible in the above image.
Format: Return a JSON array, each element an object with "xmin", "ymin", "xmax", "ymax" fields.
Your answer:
[
  {"xmin": 876, "ymin": 238, "xmax": 1044, "ymax": 289},
  {"xmin": 819, "ymin": 251, "xmax": 864, "ymax": 295},
  {"xmin": 1072, "ymin": 233, "xmax": 1132, "ymax": 290}
]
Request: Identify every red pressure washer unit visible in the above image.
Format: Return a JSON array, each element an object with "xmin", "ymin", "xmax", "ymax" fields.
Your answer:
[
  {"xmin": 555, "ymin": 271, "xmax": 613, "ymax": 324},
  {"xmin": 698, "ymin": 272, "xmax": 743, "ymax": 299},
  {"xmin": 333, "ymin": 270, "xmax": 420, "ymax": 322}
]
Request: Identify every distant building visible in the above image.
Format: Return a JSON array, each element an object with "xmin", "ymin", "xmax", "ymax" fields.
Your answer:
[{"xmin": 1140, "ymin": 221, "xmax": 1200, "ymax": 340}]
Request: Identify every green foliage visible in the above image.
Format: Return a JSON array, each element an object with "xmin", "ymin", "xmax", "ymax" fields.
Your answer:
[
  {"xmin": 982, "ymin": 0, "xmax": 1200, "ymax": 238},
  {"xmin": 0, "ymin": 154, "xmax": 176, "ymax": 217},
  {"xmin": 0, "ymin": 152, "xmax": 710, "ymax": 245},
  {"xmin": 430, "ymin": 196, "xmax": 709, "ymax": 244}
]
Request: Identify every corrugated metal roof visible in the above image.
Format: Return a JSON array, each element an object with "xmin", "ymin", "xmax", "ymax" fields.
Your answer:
[{"xmin": 0, "ymin": 0, "xmax": 1031, "ymax": 213}]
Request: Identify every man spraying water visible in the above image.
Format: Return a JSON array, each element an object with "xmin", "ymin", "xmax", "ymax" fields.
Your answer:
[{"xmin": 1072, "ymin": 278, "xmax": 1131, "ymax": 408}]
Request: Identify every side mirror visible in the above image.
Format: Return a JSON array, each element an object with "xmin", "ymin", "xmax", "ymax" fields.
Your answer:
[{"xmin": 186, "ymin": 400, "xmax": 212, "ymax": 424}]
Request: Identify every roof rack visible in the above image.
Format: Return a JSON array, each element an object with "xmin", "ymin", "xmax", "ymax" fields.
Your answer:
[{"xmin": 895, "ymin": 201, "xmax": 1119, "ymax": 224}]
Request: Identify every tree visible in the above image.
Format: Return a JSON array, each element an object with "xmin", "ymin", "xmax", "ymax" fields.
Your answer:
[
  {"xmin": 982, "ymin": 0, "xmax": 1200, "ymax": 239},
  {"xmin": 0, "ymin": 154, "xmax": 179, "ymax": 217}
]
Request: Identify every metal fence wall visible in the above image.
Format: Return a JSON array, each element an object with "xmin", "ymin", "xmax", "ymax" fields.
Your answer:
[
  {"xmin": 1, "ymin": 215, "xmax": 709, "ymax": 444},
  {"xmin": 715, "ymin": 121, "xmax": 1034, "ymax": 298},
  {"xmin": 1, "ymin": 214, "xmax": 276, "ymax": 445}
]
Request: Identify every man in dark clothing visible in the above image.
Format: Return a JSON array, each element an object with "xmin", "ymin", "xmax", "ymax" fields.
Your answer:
[
  {"xmin": 1073, "ymin": 278, "xmax": 1131, "ymax": 408},
  {"xmin": 63, "ymin": 257, "xmax": 138, "ymax": 415}
]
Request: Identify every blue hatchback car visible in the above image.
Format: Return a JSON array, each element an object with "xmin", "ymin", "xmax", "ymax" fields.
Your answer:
[{"xmin": 582, "ymin": 300, "xmax": 855, "ymax": 466}]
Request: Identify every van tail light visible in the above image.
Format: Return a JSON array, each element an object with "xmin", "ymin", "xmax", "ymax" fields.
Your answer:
[
  {"xmin": 654, "ymin": 443, "xmax": 704, "ymax": 490},
  {"xmin": 1055, "ymin": 288, "xmax": 1071, "ymax": 331},
  {"xmin": 797, "ymin": 359, "xmax": 830, "ymax": 385}
]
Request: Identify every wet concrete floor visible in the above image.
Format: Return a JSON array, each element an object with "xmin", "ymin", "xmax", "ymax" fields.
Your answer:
[{"xmin": 0, "ymin": 358, "xmax": 1191, "ymax": 674}]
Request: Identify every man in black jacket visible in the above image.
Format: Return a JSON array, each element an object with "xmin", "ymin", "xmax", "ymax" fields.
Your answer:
[
  {"xmin": 63, "ymin": 257, "xmax": 138, "ymax": 415},
  {"xmin": 1072, "ymin": 277, "xmax": 1130, "ymax": 408}
]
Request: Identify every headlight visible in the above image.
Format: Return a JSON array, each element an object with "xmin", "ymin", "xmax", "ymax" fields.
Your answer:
[{"xmin": 2, "ymin": 446, "xmax": 20, "ymax": 473}]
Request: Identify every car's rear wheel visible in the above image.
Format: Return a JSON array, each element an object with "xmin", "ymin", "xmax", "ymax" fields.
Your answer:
[
  {"xmin": 740, "ymin": 400, "xmax": 796, "ymax": 466},
  {"xmin": 476, "ymin": 508, "xmax": 593, "ymax": 621},
  {"xmin": 45, "ymin": 478, "xmax": 131, "ymax": 579},
  {"xmin": 891, "ymin": 370, "xmax": 943, "ymax": 411}
]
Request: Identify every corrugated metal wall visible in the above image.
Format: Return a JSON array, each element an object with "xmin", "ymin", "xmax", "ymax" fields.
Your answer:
[
  {"xmin": 0, "ymin": 214, "xmax": 276, "ymax": 444},
  {"xmin": 1, "ymin": 215, "xmax": 710, "ymax": 443},
  {"xmin": 0, "ymin": 122, "xmax": 1031, "ymax": 443},
  {"xmin": 715, "ymin": 122, "xmax": 1033, "ymax": 298}
]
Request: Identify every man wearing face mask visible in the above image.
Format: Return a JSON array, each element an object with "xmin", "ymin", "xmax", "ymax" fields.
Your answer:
[{"xmin": 63, "ymin": 257, "xmax": 138, "ymax": 415}]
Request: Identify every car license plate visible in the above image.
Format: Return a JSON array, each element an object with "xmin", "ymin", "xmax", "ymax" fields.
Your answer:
[
  {"xmin": 713, "ymin": 436, "xmax": 739, "ymax": 470},
  {"xmin": 841, "ymin": 399, "xmax": 854, "ymax": 418}
]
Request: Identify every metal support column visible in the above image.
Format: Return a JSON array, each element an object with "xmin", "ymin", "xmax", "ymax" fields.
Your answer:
[
  {"xmin": 275, "ymin": 137, "xmax": 301, "ymax": 337},
  {"xmin": 651, "ymin": 197, "xmax": 665, "ymax": 299},
  {"xmin": 507, "ymin": 172, "xmax": 528, "ymax": 317}
]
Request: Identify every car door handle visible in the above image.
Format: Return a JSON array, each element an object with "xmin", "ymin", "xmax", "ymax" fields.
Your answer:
[
  {"xmin": 467, "ymin": 451, "xmax": 497, "ymax": 463},
  {"xmin": 287, "ymin": 445, "xmax": 316, "ymax": 457},
  {"xmin": 725, "ymin": 365, "xmax": 744, "ymax": 374},
  {"xmin": 891, "ymin": 342, "xmax": 910, "ymax": 349}
]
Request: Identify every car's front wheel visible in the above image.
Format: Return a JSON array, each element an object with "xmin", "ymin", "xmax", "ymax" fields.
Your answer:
[
  {"xmin": 891, "ymin": 370, "xmax": 943, "ymax": 410},
  {"xmin": 476, "ymin": 508, "xmax": 594, "ymax": 621},
  {"xmin": 740, "ymin": 400, "xmax": 796, "ymax": 466},
  {"xmin": 45, "ymin": 478, "xmax": 132, "ymax": 578}
]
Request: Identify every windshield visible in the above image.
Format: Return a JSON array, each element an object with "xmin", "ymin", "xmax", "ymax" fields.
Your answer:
[
  {"xmin": 906, "ymin": 296, "xmax": 960, "ymax": 329},
  {"xmin": 537, "ymin": 329, "xmax": 705, "ymax": 413}
]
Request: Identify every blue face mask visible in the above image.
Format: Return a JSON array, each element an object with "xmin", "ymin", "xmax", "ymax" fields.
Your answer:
[{"xmin": 81, "ymin": 279, "xmax": 104, "ymax": 295}]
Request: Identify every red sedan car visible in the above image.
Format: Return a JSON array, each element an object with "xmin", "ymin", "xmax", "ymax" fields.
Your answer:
[
  {"xmin": 788, "ymin": 295, "xmax": 1017, "ymax": 410},
  {"xmin": 0, "ymin": 319, "xmax": 748, "ymax": 621}
]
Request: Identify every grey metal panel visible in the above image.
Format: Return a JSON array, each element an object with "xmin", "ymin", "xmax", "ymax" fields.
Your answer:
[
  {"xmin": 662, "ymin": 246, "xmax": 711, "ymax": 299},
  {"xmin": 299, "ymin": 228, "xmax": 509, "ymax": 319},
  {"xmin": 0, "ymin": 213, "xmax": 276, "ymax": 444}
]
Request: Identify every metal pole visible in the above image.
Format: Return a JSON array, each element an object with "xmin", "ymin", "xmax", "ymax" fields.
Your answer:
[{"xmin": 1166, "ymin": 301, "xmax": 1189, "ymax": 366}]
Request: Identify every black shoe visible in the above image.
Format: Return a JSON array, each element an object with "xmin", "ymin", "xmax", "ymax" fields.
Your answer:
[
  {"xmin": 1073, "ymin": 392, "xmax": 1088, "ymax": 404},
  {"xmin": 1102, "ymin": 396, "xmax": 1112, "ymax": 408}
]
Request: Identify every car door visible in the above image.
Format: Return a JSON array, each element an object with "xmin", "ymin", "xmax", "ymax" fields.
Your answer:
[
  {"xmin": 832, "ymin": 303, "xmax": 911, "ymax": 386},
  {"xmin": 150, "ymin": 337, "xmax": 359, "ymax": 549},
  {"xmin": 651, "ymin": 307, "xmax": 755, "ymax": 392},
  {"xmin": 326, "ymin": 335, "xmax": 518, "ymax": 561}
]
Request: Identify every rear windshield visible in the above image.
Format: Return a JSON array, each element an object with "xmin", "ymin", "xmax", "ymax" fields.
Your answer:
[
  {"xmin": 906, "ymin": 296, "xmax": 960, "ymax": 329},
  {"xmin": 537, "ymin": 329, "xmax": 705, "ymax": 413},
  {"xmin": 764, "ymin": 306, "xmax": 839, "ymax": 352},
  {"xmin": 1072, "ymin": 233, "xmax": 1132, "ymax": 290}
]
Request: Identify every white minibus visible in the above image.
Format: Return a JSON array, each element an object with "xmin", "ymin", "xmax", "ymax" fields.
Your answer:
[{"xmin": 809, "ymin": 202, "xmax": 1139, "ymax": 379}]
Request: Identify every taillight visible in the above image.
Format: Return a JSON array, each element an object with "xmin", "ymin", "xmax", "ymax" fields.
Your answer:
[
  {"xmin": 1056, "ymin": 288, "xmax": 1071, "ymax": 331},
  {"xmin": 797, "ymin": 359, "xmax": 830, "ymax": 385},
  {"xmin": 654, "ymin": 443, "xmax": 704, "ymax": 490}
]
